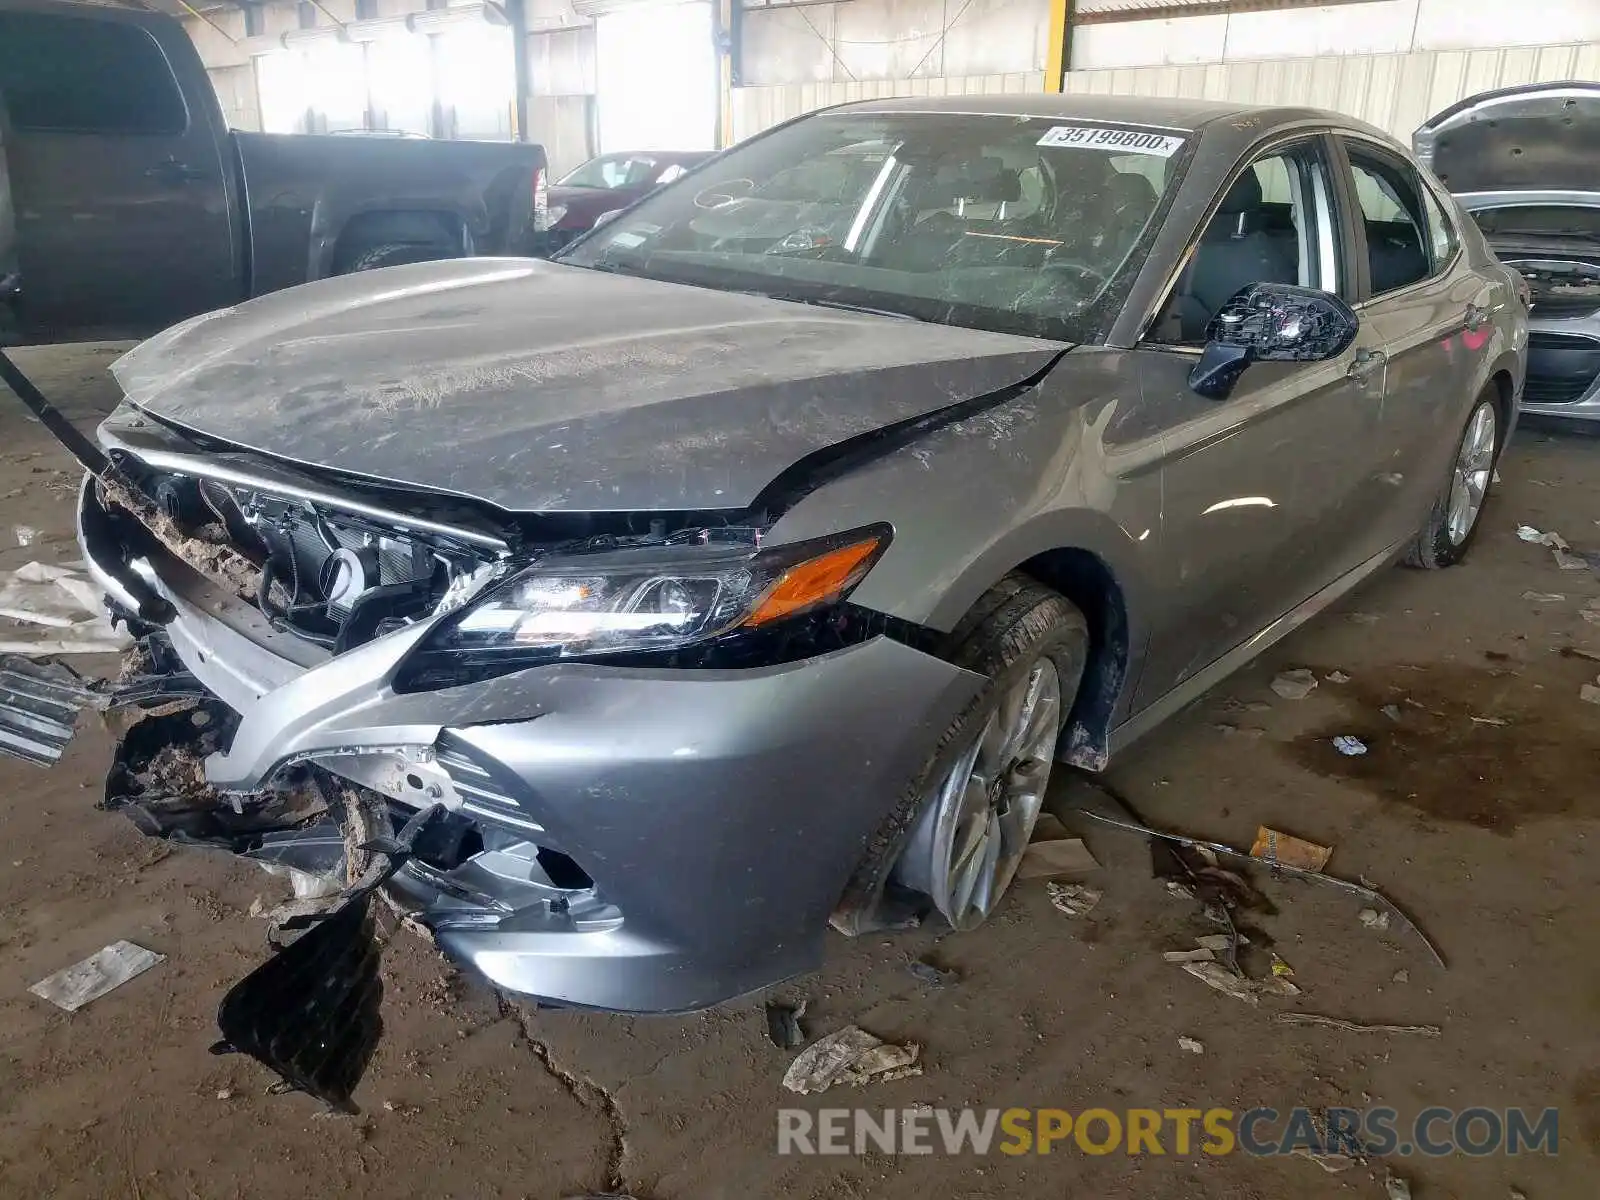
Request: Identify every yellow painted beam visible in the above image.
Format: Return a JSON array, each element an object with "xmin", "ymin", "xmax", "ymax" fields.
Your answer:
[{"xmin": 1043, "ymin": 0, "xmax": 1071, "ymax": 93}]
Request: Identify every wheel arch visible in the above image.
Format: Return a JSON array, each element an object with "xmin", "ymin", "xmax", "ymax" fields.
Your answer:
[
  {"xmin": 329, "ymin": 210, "xmax": 468, "ymax": 275},
  {"xmin": 912, "ymin": 512, "xmax": 1149, "ymax": 774},
  {"xmin": 1012, "ymin": 546, "xmax": 1132, "ymax": 772}
]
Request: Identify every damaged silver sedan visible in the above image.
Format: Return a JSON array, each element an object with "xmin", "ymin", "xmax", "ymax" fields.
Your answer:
[{"xmin": 28, "ymin": 95, "xmax": 1526, "ymax": 1102}]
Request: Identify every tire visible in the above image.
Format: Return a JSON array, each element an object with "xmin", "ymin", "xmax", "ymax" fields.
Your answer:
[
  {"xmin": 339, "ymin": 241, "xmax": 457, "ymax": 274},
  {"xmin": 837, "ymin": 574, "xmax": 1090, "ymax": 933},
  {"xmin": 1403, "ymin": 387, "xmax": 1503, "ymax": 569}
]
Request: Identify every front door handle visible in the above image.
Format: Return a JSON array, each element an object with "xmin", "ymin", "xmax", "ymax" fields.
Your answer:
[
  {"xmin": 1347, "ymin": 348, "xmax": 1387, "ymax": 384},
  {"xmin": 143, "ymin": 158, "xmax": 207, "ymax": 184}
]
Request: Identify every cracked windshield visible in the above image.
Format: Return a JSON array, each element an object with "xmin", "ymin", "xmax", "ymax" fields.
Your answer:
[{"xmin": 560, "ymin": 113, "xmax": 1190, "ymax": 342}]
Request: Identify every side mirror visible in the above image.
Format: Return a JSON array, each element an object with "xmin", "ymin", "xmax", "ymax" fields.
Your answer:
[{"xmin": 1188, "ymin": 283, "xmax": 1360, "ymax": 400}]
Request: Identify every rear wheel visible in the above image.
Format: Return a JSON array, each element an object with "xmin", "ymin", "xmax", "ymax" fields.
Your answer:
[
  {"xmin": 1404, "ymin": 389, "xmax": 1501, "ymax": 569},
  {"xmin": 887, "ymin": 576, "xmax": 1088, "ymax": 930},
  {"xmin": 340, "ymin": 241, "xmax": 458, "ymax": 273}
]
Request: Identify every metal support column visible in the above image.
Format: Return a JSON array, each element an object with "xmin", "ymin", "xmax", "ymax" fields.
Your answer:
[{"xmin": 1044, "ymin": 0, "xmax": 1074, "ymax": 93}]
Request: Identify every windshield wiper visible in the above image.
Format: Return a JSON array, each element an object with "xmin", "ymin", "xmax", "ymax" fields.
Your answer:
[{"xmin": 756, "ymin": 291, "xmax": 923, "ymax": 321}]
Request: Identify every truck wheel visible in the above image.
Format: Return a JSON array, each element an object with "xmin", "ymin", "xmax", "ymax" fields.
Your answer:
[
  {"xmin": 340, "ymin": 241, "xmax": 457, "ymax": 274},
  {"xmin": 1403, "ymin": 387, "xmax": 1502, "ymax": 569}
]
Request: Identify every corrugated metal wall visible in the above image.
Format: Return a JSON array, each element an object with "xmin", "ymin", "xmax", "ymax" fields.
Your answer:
[
  {"xmin": 731, "ymin": 71, "xmax": 1045, "ymax": 142},
  {"xmin": 1062, "ymin": 41, "xmax": 1600, "ymax": 139}
]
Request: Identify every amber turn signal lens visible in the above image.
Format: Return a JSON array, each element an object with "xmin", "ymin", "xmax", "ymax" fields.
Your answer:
[{"xmin": 742, "ymin": 537, "xmax": 883, "ymax": 627}]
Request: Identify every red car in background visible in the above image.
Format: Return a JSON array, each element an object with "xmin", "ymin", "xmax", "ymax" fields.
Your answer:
[{"xmin": 537, "ymin": 150, "xmax": 713, "ymax": 253}]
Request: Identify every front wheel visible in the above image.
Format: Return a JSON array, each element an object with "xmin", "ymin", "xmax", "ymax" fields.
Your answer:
[
  {"xmin": 887, "ymin": 576, "xmax": 1088, "ymax": 931},
  {"xmin": 1404, "ymin": 389, "xmax": 1501, "ymax": 569}
]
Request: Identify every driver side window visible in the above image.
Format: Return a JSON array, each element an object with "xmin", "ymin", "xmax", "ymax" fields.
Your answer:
[{"xmin": 1150, "ymin": 140, "xmax": 1337, "ymax": 346}]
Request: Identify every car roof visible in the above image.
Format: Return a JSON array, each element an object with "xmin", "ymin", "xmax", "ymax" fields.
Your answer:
[{"xmin": 827, "ymin": 93, "xmax": 1390, "ymax": 142}]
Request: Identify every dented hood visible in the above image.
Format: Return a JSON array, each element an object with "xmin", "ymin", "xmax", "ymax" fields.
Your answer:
[
  {"xmin": 113, "ymin": 258, "xmax": 1062, "ymax": 514},
  {"xmin": 1415, "ymin": 81, "xmax": 1600, "ymax": 195}
]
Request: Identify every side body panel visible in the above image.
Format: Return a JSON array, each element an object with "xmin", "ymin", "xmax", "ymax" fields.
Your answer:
[
  {"xmin": 0, "ymin": 0, "xmax": 239, "ymax": 341},
  {"xmin": 767, "ymin": 347, "xmax": 1166, "ymax": 728},
  {"xmin": 233, "ymin": 132, "xmax": 543, "ymax": 294},
  {"xmin": 1128, "ymin": 343, "xmax": 1385, "ymax": 707}
]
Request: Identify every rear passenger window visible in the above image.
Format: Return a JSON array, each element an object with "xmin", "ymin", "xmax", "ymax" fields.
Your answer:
[
  {"xmin": 1344, "ymin": 145, "xmax": 1432, "ymax": 296},
  {"xmin": 0, "ymin": 13, "xmax": 188, "ymax": 135}
]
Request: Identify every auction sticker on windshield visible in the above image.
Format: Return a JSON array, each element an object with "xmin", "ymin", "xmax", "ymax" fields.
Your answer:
[{"xmin": 1037, "ymin": 125, "xmax": 1185, "ymax": 156}]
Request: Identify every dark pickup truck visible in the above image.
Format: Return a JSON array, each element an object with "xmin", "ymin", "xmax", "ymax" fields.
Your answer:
[{"xmin": 0, "ymin": 0, "xmax": 546, "ymax": 345}]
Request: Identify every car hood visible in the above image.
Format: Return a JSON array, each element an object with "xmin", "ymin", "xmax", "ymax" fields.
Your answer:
[
  {"xmin": 1415, "ymin": 81, "xmax": 1600, "ymax": 195},
  {"xmin": 112, "ymin": 258, "xmax": 1063, "ymax": 514}
]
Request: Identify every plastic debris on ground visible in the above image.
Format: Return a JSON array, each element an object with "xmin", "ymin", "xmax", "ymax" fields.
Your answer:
[
  {"xmin": 1044, "ymin": 881, "xmax": 1103, "ymax": 917},
  {"xmin": 1580, "ymin": 681, "xmax": 1600, "ymax": 704},
  {"xmin": 1177, "ymin": 1036, "xmax": 1204, "ymax": 1054},
  {"xmin": 1325, "ymin": 670, "xmax": 1351, "ymax": 683},
  {"xmin": 1522, "ymin": 591, "xmax": 1566, "ymax": 603},
  {"xmin": 765, "ymin": 1000, "xmax": 808, "ymax": 1050},
  {"xmin": 781, "ymin": 1026, "xmax": 922, "ymax": 1094},
  {"xmin": 1179, "ymin": 959, "xmax": 1300, "ymax": 1006},
  {"xmin": 1017, "ymin": 835, "xmax": 1100, "ymax": 879},
  {"xmin": 1274, "ymin": 1012, "xmax": 1440, "ymax": 1038},
  {"xmin": 0, "ymin": 654, "xmax": 103, "ymax": 766},
  {"xmin": 1385, "ymin": 1170, "xmax": 1414, "ymax": 1200},
  {"xmin": 1469, "ymin": 715, "xmax": 1508, "ymax": 726},
  {"xmin": 1249, "ymin": 826, "xmax": 1333, "ymax": 873},
  {"xmin": 1293, "ymin": 1147, "xmax": 1360, "ymax": 1173},
  {"xmin": 1270, "ymin": 668, "xmax": 1318, "ymax": 700},
  {"xmin": 0, "ymin": 560, "xmax": 132, "ymax": 656},
  {"xmin": 907, "ymin": 958, "xmax": 959, "ymax": 988},
  {"xmin": 1392, "ymin": 968, "xmax": 1410, "ymax": 984},
  {"xmin": 14, "ymin": 524, "xmax": 37, "ymax": 547},
  {"xmin": 1518, "ymin": 524, "xmax": 1600, "ymax": 571},
  {"xmin": 1381, "ymin": 703, "xmax": 1403, "ymax": 721},
  {"xmin": 1332, "ymin": 734, "xmax": 1367, "ymax": 756},
  {"xmin": 1270, "ymin": 953, "xmax": 1295, "ymax": 978},
  {"xmin": 1359, "ymin": 907, "xmax": 1391, "ymax": 931},
  {"xmin": 29, "ymin": 941, "xmax": 164, "ymax": 1012},
  {"xmin": 1068, "ymin": 782, "xmax": 1447, "ymax": 968}
]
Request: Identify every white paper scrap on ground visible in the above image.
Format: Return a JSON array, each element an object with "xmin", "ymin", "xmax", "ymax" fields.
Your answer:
[
  {"xmin": 29, "ymin": 941, "xmax": 165, "ymax": 1012},
  {"xmin": 0, "ymin": 561, "xmax": 131, "ymax": 655}
]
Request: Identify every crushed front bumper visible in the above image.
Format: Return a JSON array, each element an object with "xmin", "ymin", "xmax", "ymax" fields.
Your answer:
[{"xmin": 79, "ymin": 478, "xmax": 982, "ymax": 1011}]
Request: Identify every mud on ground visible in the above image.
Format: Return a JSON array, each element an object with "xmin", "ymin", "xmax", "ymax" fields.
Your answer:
[{"xmin": 0, "ymin": 345, "xmax": 1596, "ymax": 1199}]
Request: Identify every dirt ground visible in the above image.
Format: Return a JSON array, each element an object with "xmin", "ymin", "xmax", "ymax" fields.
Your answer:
[{"xmin": 0, "ymin": 343, "xmax": 1597, "ymax": 1200}]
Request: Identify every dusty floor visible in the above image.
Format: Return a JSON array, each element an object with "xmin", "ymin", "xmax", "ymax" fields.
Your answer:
[{"xmin": 0, "ymin": 344, "xmax": 1597, "ymax": 1200}]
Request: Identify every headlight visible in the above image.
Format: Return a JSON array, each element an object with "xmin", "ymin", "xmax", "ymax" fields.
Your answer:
[
  {"xmin": 544, "ymin": 204, "xmax": 569, "ymax": 228},
  {"xmin": 399, "ymin": 525, "xmax": 890, "ymax": 685}
]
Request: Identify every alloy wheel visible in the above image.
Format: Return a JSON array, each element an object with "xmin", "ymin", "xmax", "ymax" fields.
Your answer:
[
  {"xmin": 894, "ymin": 657, "xmax": 1062, "ymax": 930},
  {"xmin": 1446, "ymin": 401, "xmax": 1497, "ymax": 545}
]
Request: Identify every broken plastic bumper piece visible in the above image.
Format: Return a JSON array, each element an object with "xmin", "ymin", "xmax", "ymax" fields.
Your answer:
[{"xmin": 211, "ymin": 802, "xmax": 445, "ymax": 1112}]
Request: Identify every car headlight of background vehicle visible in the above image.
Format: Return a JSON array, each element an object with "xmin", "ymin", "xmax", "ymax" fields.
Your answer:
[
  {"xmin": 544, "ymin": 203, "xmax": 569, "ymax": 227},
  {"xmin": 398, "ymin": 524, "xmax": 891, "ymax": 686}
]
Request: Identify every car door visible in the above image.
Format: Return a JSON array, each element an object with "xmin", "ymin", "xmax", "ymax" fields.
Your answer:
[
  {"xmin": 0, "ymin": 6, "xmax": 237, "ymax": 340},
  {"xmin": 1130, "ymin": 134, "xmax": 1391, "ymax": 706},
  {"xmin": 1334, "ymin": 135, "xmax": 1496, "ymax": 544}
]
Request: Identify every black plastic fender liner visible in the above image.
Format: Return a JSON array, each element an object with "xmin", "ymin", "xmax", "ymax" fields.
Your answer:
[
  {"xmin": 209, "ymin": 802, "xmax": 443, "ymax": 1112},
  {"xmin": 211, "ymin": 895, "xmax": 384, "ymax": 1114}
]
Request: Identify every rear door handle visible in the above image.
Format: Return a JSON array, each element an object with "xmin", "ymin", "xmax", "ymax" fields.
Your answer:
[
  {"xmin": 1463, "ymin": 303, "xmax": 1490, "ymax": 332},
  {"xmin": 1347, "ymin": 348, "xmax": 1387, "ymax": 384}
]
